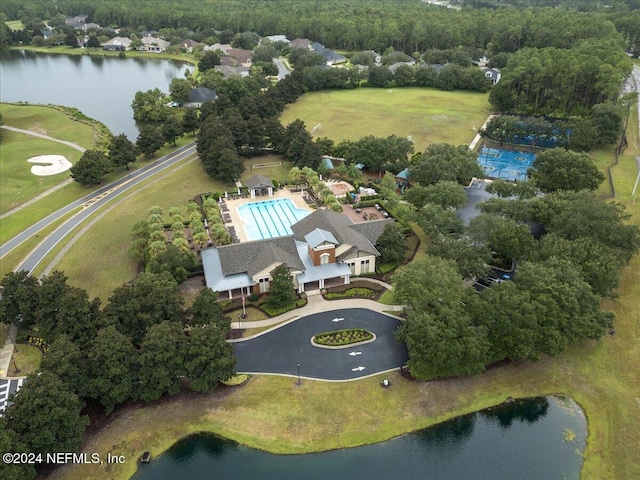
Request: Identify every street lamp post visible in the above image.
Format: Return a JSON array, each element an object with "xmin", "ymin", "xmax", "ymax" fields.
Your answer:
[{"xmin": 296, "ymin": 363, "xmax": 301, "ymax": 386}]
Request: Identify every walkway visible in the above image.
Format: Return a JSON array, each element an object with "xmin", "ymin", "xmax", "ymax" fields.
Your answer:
[
  {"xmin": 468, "ymin": 114, "xmax": 496, "ymax": 150},
  {"xmin": 0, "ymin": 125, "xmax": 87, "ymax": 152},
  {"xmin": 230, "ymin": 294, "xmax": 404, "ymax": 331},
  {"xmin": 0, "ymin": 325, "xmax": 24, "ymax": 415}
]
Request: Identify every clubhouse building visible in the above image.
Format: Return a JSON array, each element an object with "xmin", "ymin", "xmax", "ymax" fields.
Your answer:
[{"xmin": 201, "ymin": 209, "xmax": 392, "ymax": 298}]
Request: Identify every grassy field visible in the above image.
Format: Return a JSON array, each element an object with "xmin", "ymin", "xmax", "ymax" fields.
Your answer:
[
  {"xmin": 279, "ymin": 87, "xmax": 492, "ymax": 151},
  {"xmin": 0, "ymin": 130, "xmax": 83, "ymax": 213},
  {"xmin": 4, "ymin": 20, "xmax": 24, "ymax": 31},
  {"xmin": 8, "ymin": 344, "xmax": 42, "ymax": 377},
  {"xmin": 1, "ymin": 103, "xmax": 98, "ymax": 148},
  {"xmin": 52, "ymin": 155, "xmax": 292, "ymax": 300},
  {"xmin": 0, "ymin": 103, "xmax": 104, "ymax": 213}
]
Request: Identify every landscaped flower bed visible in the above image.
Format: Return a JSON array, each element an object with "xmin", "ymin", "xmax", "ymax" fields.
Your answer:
[
  {"xmin": 312, "ymin": 328, "xmax": 374, "ymax": 347},
  {"xmin": 323, "ymin": 287, "xmax": 377, "ymax": 300}
]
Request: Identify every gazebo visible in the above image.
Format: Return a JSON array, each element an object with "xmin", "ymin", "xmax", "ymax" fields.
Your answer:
[{"xmin": 245, "ymin": 174, "xmax": 274, "ymax": 198}]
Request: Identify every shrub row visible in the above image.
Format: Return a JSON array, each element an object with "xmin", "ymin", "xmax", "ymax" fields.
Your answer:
[{"xmin": 313, "ymin": 328, "xmax": 374, "ymax": 346}]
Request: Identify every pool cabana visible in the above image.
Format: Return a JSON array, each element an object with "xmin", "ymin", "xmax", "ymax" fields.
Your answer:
[{"xmin": 245, "ymin": 174, "xmax": 274, "ymax": 198}]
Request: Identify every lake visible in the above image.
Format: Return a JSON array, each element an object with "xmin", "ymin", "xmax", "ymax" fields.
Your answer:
[
  {"xmin": 0, "ymin": 49, "xmax": 189, "ymax": 139},
  {"xmin": 132, "ymin": 396, "xmax": 585, "ymax": 480}
]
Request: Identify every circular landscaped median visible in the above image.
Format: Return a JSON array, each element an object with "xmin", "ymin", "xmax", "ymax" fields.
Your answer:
[{"xmin": 311, "ymin": 328, "xmax": 376, "ymax": 349}]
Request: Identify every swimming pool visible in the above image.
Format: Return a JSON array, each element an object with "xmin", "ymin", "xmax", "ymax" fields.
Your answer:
[
  {"xmin": 238, "ymin": 198, "xmax": 310, "ymax": 240},
  {"xmin": 478, "ymin": 147, "xmax": 536, "ymax": 181}
]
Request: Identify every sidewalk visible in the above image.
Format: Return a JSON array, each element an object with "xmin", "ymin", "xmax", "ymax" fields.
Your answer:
[
  {"xmin": 0, "ymin": 324, "xmax": 18, "ymax": 378},
  {"xmin": 230, "ymin": 294, "xmax": 404, "ymax": 332}
]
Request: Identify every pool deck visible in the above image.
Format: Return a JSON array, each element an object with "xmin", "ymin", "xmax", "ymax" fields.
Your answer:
[{"xmin": 221, "ymin": 190, "xmax": 313, "ymax": 243}]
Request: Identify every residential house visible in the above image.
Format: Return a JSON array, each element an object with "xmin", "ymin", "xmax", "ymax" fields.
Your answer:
[
  {"xmin": 482, "ymin": 68, "xmax": 501, "ymax": 85},
  {"xmin": 363, "ymin": 50, "xmax": 382, "ymax": 64},
  {"xmin": 65, "ymin": 14, "xmax": 88, "ymax": 29},
  {"xmin": 101, "ymin": 36, "xmax": 132, "ymax": 51},
  {"xmin": 201, "ymin": 209, "xmax": 393, "ymax": 299},
  {"xmin": 311, "ymin": 42, "xmax": 347, "ymax": 66},
  {"xmin": 290, "ymin": 38, "xmax": 312, "ymax": 50},
  {"xmin": 177, "ymin": 38, "xmax": 205, "ymax": 53},
  {"xmin": 183, "ymin": 87, "xmax": 217, "ymax": 108},
  {"xmin": 214, "ymin": 65, "xmax": 251, "ymax": 78},
  {"xmin": 388, "ymin": 60, "xmax": 415, "ymax": 73},
  {"xmin": 140, "ymin": 36, "xmax": 170, "ymax": 53},
  {"xmin": 263, "ymin": 34, "xmax": 290, "ymax": 44},
  {"xmin": 205, "ymin": 43, "xmax": 233, "ymax": 55},
  {"xmin": 226, "ymin": 48, "xmax": 253, "ymax": 67}
]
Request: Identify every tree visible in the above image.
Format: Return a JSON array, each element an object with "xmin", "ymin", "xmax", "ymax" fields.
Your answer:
[
  {"xmin": 138, "ymin": 321, "xmax": 186, "ymax": 402},
  {"xmin": 413, "ymin": 203, "xmax": 464, "ymax": 237},
  {"xmin": 468, "ymin": 213, "xmax": 535, "ymax": 263},
  {"xmin": 404, "ymin": 181, "xmax": 467, "ymax": 209},
  {"xmin": 393, "ymin": 256, "xmax": 488, "ymax": 379},
  {"xmin": 40, "ymin": 335, "xmax": 90, "ymax": 398},
  {"xmin": 88, "ymin": 325, "xmax": 138, "ymax": 414},
  {"xmin": 5, "ymin": 371, "xmax": 88, "ymax": 455},
  {"xmin": 182, "ymin": 108, "xmax": 199, "ymax": 135},
  {"xmin": 185, "ymin": 325, "xmax": 236, "ymax": 392},
  {"xmin": 136, "ymin": 125, "xmax": 164, "ymax": 158},
  {"xmin": 591, "ymin": 102, "xmax": 625, "ymax": 146},
  {"xmin": 367, "ymin": 65, "xmax": 393, "ymax": 87},
  {"xmin": 169, "ymin": 77, "xmax": 191, "ymax": 105},
  {"xmin": 161, "ymin": 115, "xmax": 184, "ymax": 146},
  {"xmin": 426, "ymin": 236, "xmax": 490, "ymax": 280},
  {"xmin": 70, "ymin": 149, "xmax": 113, "ymax": 185},
  {"xmin": 528, "ymin": 148, "xmax": 604, "ymax": 192},
  {"xmin": 267, "ymin": 264, "xmax": 297, "ymax": 308},
  {"xmin": 104, "ymin": 272, "xmax": 185, "ymax": 347},
  {"xmin": 376, "ymin": 223, "xmax": 406, "ymax": 264},
  {"xmin": 108, "ymin": 133, "xmax": 138, "ymax": 170},
  {"xmin": 198, "ymin": 51, "xmax": 221, "ymax": 72},
  {"xmin": 0, "ymin": 420, "xmax": 36, "ymax": 480},
  {"xmin": 148, "ymin": 243, "xmax": 196, "ymax": 284},
  {"xmin": 410, "ymin": 144, "xmax": 481, "ymax": 186},
  {"xmin": 35, "ymin": 272, "xmax": 104, "ymax": 349},
  {"xmin": 131, "ymin": 88, "xmax": 170, "ymax": 122},
  {"xmin": 188, "ymin": 288, "xmax": 231, "ymax": 333},
  {"xmin": 0, "ymin": 271, "xmax": 40, "ymax": 327},
  {"xmin": 399, "ymin": 308, "xmax": 489, "ymax": 379}
]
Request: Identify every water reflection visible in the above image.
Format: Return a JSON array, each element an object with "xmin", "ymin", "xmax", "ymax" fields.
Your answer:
[{"xmin": 483, "ymin": 397, "xmax": 549, "ymax": 428}]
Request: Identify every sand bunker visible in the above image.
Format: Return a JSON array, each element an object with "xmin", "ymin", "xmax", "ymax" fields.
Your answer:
[{"xmin": 27, "ymin": 155, "xmax": 72, "ymax": 176}]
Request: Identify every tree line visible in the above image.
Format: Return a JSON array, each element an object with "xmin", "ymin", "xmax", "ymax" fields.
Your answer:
[
  {"xmin": 0, "ymin": 271, "xmax": 235, "ymax": 479},
  {"xmin": 393, "ymin": 173, "xmax": 639, "ymax": 379},
  {"xmin": 3, "ymin": 1, "xmax": 637, "ymax": 55}
]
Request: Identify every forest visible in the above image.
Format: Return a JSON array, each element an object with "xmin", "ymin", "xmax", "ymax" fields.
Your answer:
[{"xmin": 2, "ymin": 0, "xmax": 640, "ymax": 55}]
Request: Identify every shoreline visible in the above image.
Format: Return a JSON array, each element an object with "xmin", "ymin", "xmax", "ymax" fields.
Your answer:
[{"xmin": 8, "ymin": 45, "xmax": 198, "ymax": 67}]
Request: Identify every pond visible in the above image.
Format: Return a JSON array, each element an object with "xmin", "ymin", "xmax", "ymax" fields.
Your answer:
[
  {"xmin": 132, "ymin": 396, "xmax": 585, "ymax": 480},
  {"xmin": 0, "ymin": 49, "xmax": 189, "ymax": 139}
]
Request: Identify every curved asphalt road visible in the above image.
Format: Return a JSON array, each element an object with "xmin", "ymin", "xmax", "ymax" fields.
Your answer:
[
  {"xmin": 273, "ymin": 57, "xmax": 292, "ymax": 80},
  {"xmin": 233, "ymin": 308, "xmax": 408, "ymax": 381},
  {"xmin": 1, "ymin": 142, "xmax": 197, "ymax": 273}
]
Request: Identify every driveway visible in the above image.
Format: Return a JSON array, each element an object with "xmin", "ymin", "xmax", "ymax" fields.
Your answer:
[{"xmin": 233, "ymin": 308, "xmax": 408, "ymax": 381}]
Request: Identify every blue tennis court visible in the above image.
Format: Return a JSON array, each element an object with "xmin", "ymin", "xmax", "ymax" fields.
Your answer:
[
  {"xmin": 238, "ymin": 198, "xmax": 310, "ymax": 240},
  {"xmin": 478, "ymin": 147, "xmax": 536, "ymax": 181}
]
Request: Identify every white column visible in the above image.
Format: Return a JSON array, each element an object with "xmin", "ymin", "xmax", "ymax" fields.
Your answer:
[
  {"xmin": 319, "ymin": 278, "xmax": 325, "ymax": 289},
  {"xmin": 344, "ymin": 275, "xmax": 350, "ymax": 285},
  {"xmin": 228, "ymin": 290, "xmax": 232, "ymax": 299},
  {"xmin": 268, "ymin": 187, "xmax": 273, "ymax": 196}
]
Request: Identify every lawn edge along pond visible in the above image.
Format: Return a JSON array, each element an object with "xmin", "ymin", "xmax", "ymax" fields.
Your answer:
[{"xmin": 130, "ymin": 395, "xmax": 586, "ymax": 480}]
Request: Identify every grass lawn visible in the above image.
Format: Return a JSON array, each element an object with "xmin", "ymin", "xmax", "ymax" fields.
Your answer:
[
  {"xmin": 0, "ymin": 129, "xmax": 83, "ymax": 213},
  {"xmin": 279, "ymin": 87, "xmax": 492, "ymax": 151},
  {"xmin": 243, "ymin": 155, "xmax": 293, "ymax": 183},
  {"xmin": 8, "ymin": 344, "xmax": 42, "ymax": 377},
  {"xmin": 1, "ymin": 103, "xmax": 99, "ymax": 149},
  {"xmin": 4, "ymin": 20, "xmax": 24, "ymax": 31}
]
